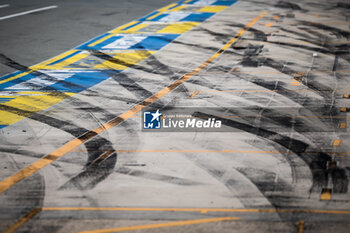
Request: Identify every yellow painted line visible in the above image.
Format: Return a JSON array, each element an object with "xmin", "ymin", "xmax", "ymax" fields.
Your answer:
[
  {"xmin": 320, "ymin": 188, "xmax": 332, "ymax": 201},
  {"xmin": 198, "ymin": 6, "xmax": 227, "ymax": 13},
  {"xmin": 0, "ymin": 92, "xmax": 75, "ymax": 125},
  {"xmin": 3, "ymin": 208, "xmax": 41, "ymax": 233},
  {"xmin": 88, "ymin": 34, "xmax": 114, "ymax": 47},
  {"xmin": 297, "ymin": 220, "xmax": 305, "ymax": 233},
  {"xmin": 32, "ymin": 49, "xmax": 79, "ymax": 68},
  {"xmin": 189, "ymin": 90, "xmax": 200, "ymax": 98},
  {"xmin": 0, "ymin": 11, "xmax": 267, "ymax": 195},
  {"xmin": 91, "ymin": 150, "xmax": 115, "ymax": 164},
  {"xmin": 157, "ymin": 3, "xmax": 178, "ymax": 12},
  {"xmin": 0, "ymin": 70, "xmax": 33, "ymax": 85},
  {"xmin": 290, "ymin": 79, "xmax": 301, "ymax": 86},
  {"xmin": 146, "ymin": 11, "xmax": 163, "ymax": 20},
  {"xmin": 264, "ymin": 22, "xmax": 274, "ymax": 28},
  {"xmin": 0, "ymin": 49, "xmax": 80, "ymax": 85},
  {"xmin": 77, "ymin": 217, "xmax": 240, "ymax": 233},
  {"xmin": 189, "ymin": 89, "xmax": 350, "ymax": 94},
  {"xmin": 41, "ymin": 207, "xmax": 350, "ymax": 215},
  {"xmin": 158, "ymin": 22, "xmax": 200, "ymax": 34},
  {"xmin": 94, "ymin": 51, "xmax": 154, "ymax": 70},
  {"xmin": 339, "ymin": 122, "xmax": 347, "ymax": 129},
  {"xmin": 333, "ymin": 139, "xmax": 341, "ymax": 146}
]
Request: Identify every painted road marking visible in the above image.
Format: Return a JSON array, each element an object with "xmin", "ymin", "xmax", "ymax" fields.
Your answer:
[
  {"xmin": 0, "ymin": 11, "xmax": 267, "ymax": 195},
  {"xmin": 77, "ymin": 217, "xmax": 240, "ymax": 233},
  {"xmin": 0, "ymin": 4, "xmax": 9, "ymax": 9},
  {"xmin": 0, "ymin": 1, "xmax": 235, "ymax": 129},
  {"xmin": 189, "ymin": 90, "xmax": 200, "ymax": 98},
  {"xmin": 297, "ymin": 220, "xmax": 305, "ymax": 233},
  {"xmin": 79, "ymin": 34, "xmax": 179, "ymax": 51},
  {"xmin": 339, "ymin": 122, "xmax": 347, "ymax": 129},
  {"xmin": 332, "ymin": 139, "xmax": 341, "ymax": 146},
  {"xmin": 320, "ymin": 188, "xmax": 332, "ymax": 201},
  {"xmin": 38, "ymin": 207, "xmax": 350, "ymax": 214},
  {"xmin": 290, "ymin": 78, "xmax": 301, "ymax": 86},
  {"xmin": 0, "ymin": 5, "xmax": 57, "ymax": 21},
  {"xmin": 3, "ymin": 208, "xmax": 41, "ymax": 233},
  {"xmin": 181, "ymin": 89, "xmax": 350, "ymax": 94},
  {"xmin": 109, "ymin": 21, "xmax": 200, "ymax": 34},
  {"xmin": 264, "ymin": 22, "xmax": 273, "ymax": 27},
  {"xmin": 6, "ymin": 206, "xmax": 350, "ymax": 233}
]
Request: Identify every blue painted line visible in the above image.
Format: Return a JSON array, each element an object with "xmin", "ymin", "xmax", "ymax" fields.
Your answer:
[
  {"xmin": 131, "ymin": 34, "xmax": 179, "ymax": 50},
  {"xmin": 0, "ymin": 0, "xmax": 239, "ymax": 130},
  {"xmin": 0, "ymin": 72, "xmax": 38, "ymax": 90},
  {"xmin": 121, "ymin": 21, "xmax": 142, "ymax": 31},
  {"xmin": 0, "ymin": 71, "xmax": 23, "ymax": 81},
  {"xmin": 47, "ymin": 50, "xmax": 81, "ymax": 66},
  {"xmin": 181, "ymin": 12, "xmax": 214, "ymax": 22},
  {"xmin": 138, "ymin": 11, "xmax": 160, "ymax": 21},
  {"xmin": 186, "ymin": 0, "xmax": 236, "ymax": 6},
  {"xmin": 214, "ymin": 0, "xmax": 237, "ymax": 6},
  {"xmin": 0, "ymin": 125, "xmax": 8, "ymax": 129},
  {"xmin": 144, "ymin": 12, "xmax": 214, "ymax": 22},
  {"xmin": 44, "ymin": 70, "xmax": 118, "ymax": 93},
  {"xmin": 78, "ymin": 34, "xmax": 179, "ymax": 51},
  {"xmin": 0, "ymin": 97, "xmax": 15, "ymax": 103}
]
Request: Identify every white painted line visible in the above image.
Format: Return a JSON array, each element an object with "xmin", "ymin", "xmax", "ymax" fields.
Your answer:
[
  {"xmin": 0, "ymin": 5, "xmax": 57, "ymax": 21},
  {"xmin": 0, "ymin": 4, "xmax": 10, "ymax": 9}
]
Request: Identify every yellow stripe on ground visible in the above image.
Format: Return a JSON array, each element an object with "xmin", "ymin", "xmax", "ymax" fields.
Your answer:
[
  {"xmin": 113, "ymin": 22, "xmax": 200, "ymax": 34},
  {"xmin": 159, "ymin": 22, "xmax": 200, "ymax": 34},
  {"xmin": 297, "ymin": 220, "xmax": 305, "ymax": 233},
  {"xmin": 333, "ymin": 139, "xmax": 341, "ymax": 146},
  {"xmin": 94, "ymin": 51, "xmax": 154, "ymax": 70},
  {"xmin": 320, "ymin": 188, "xmax": 332, "ymax": 201},
  {"xmin": 32, "ymin": 50, "xmax": 80, "ymax": 68},
  {"xmin": 42, "ymin": 53, "xmax": 90, "ymax": 70},
  {"xmin": 156, "ymin": 3, "xmax": 178, "ymax": 12},
  {"xmin": 0, "ymin": 92, "xmax": 75, "ymax": 125},
  {"xmin": 198, "ymin": 6, "xmax": 227, "ymax": 13},
  {"xmin": 77, "ymin": 217, "xmax": 240, "ymax": 233},
  {"xmin": 146, "ymin": 11, "xmax": 164, "ymax": 20},
  {"xmin": 0, "ymin": 11, "xmax": 267, "ymax": 195},
  {"xmin": 189, "ymin": 90, "xmax": 200, "ymax": 98},
  {"xmin": 0, "ymin": 50, "xmax": 81, "ymax": 85},
  {"xmin": 168, "ymin": 5, "xmax": 227, "ymax": 13},
  {"xmin": 3, "ymin": 208, "xmax": 42, "ymax": 233},
  {"xmin": 41, "ymin": 207, "xmax": 350, "ymax": 215},
  {"xmin": 94, "ymin": 21, "xmax": 141, "ymax": 45},
  {"xmin": 0, "ymin": 71, "xmax": 33, "ymax": 85}
]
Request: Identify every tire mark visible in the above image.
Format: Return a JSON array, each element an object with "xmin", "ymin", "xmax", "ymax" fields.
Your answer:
[{"xmin": 196, "ymin": 111, "xmax": 349, "ymax": 194}]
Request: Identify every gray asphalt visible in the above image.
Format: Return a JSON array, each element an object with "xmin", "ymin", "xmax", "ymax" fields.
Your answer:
[
  {"xmin": 0, "ymin": 0, "xmax": 175, "ymax": 76},
  {"xmin": 1, "ymin": 0, "xmax": 350, "ymax": 232}
]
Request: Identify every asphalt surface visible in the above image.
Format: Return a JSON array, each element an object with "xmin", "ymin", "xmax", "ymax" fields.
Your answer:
[
  {"xmin": 0, "ymin": 0, "xmax": 350, "ymax": 232},
  {"xmin": 0, "ymin": 0, "xmax": 176, "ymax": 76}
]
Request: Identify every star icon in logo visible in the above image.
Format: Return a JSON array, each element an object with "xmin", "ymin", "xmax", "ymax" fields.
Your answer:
[{"xmin": 150, "ymin": 109, "xmax": 161, "ymax": 122}]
